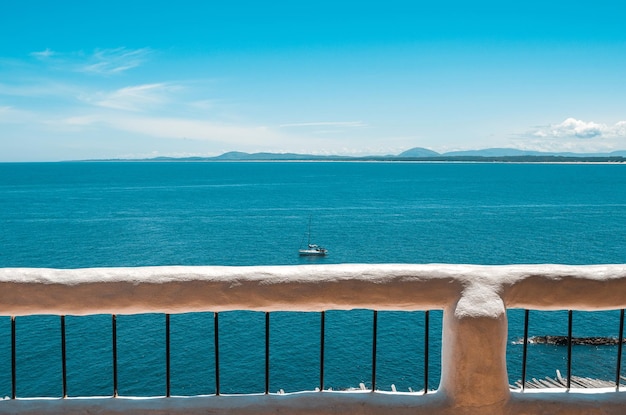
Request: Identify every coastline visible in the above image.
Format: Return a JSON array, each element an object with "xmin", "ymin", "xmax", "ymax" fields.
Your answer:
[{"xmin": 74, "ymin": 155, "xmax": 626, "ymax": 164}]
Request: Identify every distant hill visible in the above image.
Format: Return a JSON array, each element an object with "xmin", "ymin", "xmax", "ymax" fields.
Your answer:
[
  {"xmin": 442, "ymin": 148, "xmax": 544, "ymax": 157},
  {"xmin": 609, "ymin": 150, "xmax": 626, "ymax": 157},
  {"xmin": 203, "ymin": 149, "xmax": 626, "ymax": 162},
  {"xmin": 397, "ymin": 147, "xmax": 440, "ymax": 157},
  {"xmin": 88, "ymin": 147, "xmax": 626, "ymax": 162},
  {"xmin": 439, "ymin": 147, "xmax": 626, "ymax": 158},
  {"xmin": 214, "ymin": 151, "xmax": 343, "ymax": 160}
]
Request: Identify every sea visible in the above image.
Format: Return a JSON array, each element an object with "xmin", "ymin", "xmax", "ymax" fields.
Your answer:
[{"xmin": 0, "ymin": 161, "xmax": 625, "ymax": 398}]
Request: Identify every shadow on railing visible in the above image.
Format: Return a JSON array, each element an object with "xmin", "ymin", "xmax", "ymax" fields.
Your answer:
[{"xmin": 0, "ymin": 263, "xmax": 625, "ymax": 415}]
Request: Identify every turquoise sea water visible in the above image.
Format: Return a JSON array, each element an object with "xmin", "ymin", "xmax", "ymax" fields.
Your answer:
[{"xmin": 0, "ymin": 161, "xmax": 625, "ymax": 397}]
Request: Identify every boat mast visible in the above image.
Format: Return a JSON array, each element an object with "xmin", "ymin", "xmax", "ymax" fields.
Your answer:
[{"xmin": 307, "ymin": 216, "xmax": 312, "ymax": 246}]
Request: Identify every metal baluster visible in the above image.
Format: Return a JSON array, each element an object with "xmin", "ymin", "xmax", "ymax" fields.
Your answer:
[
  {"xmin": 567, "ymin": 310, "xmax": 573, "ymax": 390},
  {"xmin": 61, "ymin": 315, "xmax": 67, "ymax": 398},
  {"xmin": 265, "ymin": 312, "xmax": 270, "ymax": 395},
  {"xmin": 372, "ymin": 310, "xmax": 377, "ymax": 391},
  {"xmin": 424, "ymin": 310, "xmax": 429, "ymax": 394},
  {"xmin": 11, "ymin": 316, "xmax": 16, "ymax": 400},
  {"xmin": 521, "ymin": 309, "xmax": 530, "ymax": 391},
  {"xmin": 616, "ymin": 309, "xmax": 624, "ymax": 391},
  {"xmin": 214, "ymin": 312, "xmax": 220, "ymax": 396},
  {"xmin": 166, "ymin": 314, "xmax": 171, "ymax": 397},
  {"xmin": 320, "ymin": 311, "xmax": 325, "ymax": 391},
  {"xmin": 112, "ymin": 315, "xmax": 118, "ymax": 397}
]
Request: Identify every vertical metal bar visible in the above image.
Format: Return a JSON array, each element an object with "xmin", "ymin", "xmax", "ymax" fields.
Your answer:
[
  {"xmin": 214, "ymin": 312, "xmax": 220, "ymax": 396},
  {"xmin": 320, "ymin": 311, "xmax": 325, "ymax": 391},
  {"xmin": 521, "ymin": 309, "xmax": 530, "ymax": 391},
  {"xmin": 424, "ymin": 310, "xmax": 429, "ymax": 394},
  {"xmin": 265, "ymin": 312, "xmax": 270, "ymax": 395},
  {"xmin": 166, "ymin": 313, "xmax": 171, "ymax": 397},
  {"xmin": 616, "ymin": 309, "xmax": 624, "ymax": 391},
  {"xmin": 112, "ymin": 314, "xmax": 118, "ymax": 397},
  {"xmin": 11, "ymin": 316, "xmax": 16, "ymax": 400},
  {"xmin": 372, "ymin": 310, "xmax": 377, "ymax": 391},
  {"xmin": 567, "ymin": 310, "xmax": 573, "ymax": 390},
  {"xmin": 61, "ymin": 315, "xmax": 67, "ymax": 398}
]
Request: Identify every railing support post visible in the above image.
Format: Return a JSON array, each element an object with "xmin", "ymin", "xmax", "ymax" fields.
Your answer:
[{"xmin": 440, "ymin": 284, "xmax": 510, "ymax": 413}]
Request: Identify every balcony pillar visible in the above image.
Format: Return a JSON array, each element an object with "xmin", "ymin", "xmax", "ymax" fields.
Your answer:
[{"xmin": 439, "ymin": 282, "xmax": 510, "ymax": 413}]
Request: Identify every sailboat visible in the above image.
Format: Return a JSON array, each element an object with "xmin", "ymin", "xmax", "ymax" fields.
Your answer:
[{"xmin": 298, "ymin": 217, "xmax": 327, "ymax": 256}]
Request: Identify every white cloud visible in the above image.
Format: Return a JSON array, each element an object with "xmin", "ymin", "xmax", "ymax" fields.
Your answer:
[
  {"xmin": 279, "ymin": 121, "xmax": 366, "ymax": 128},
  {"xmin": 615, "ymin": 121, "xmax": 626, "ymax": 136},
  {"xmin": 188, "ymin": 99, "xmax": 219, "ymax": 111},
  {"xmin": 0, "ymin": 106, "xmax": 15, "ymax": 115},
  {"xmin": 278, "ymin": 121, "xmax": 368, "ymax": 138},
  {"xmin": 0, "ymin": 80, "xmax": 81, "ymax": 98},
  {"xmin": 79, "ymin": 47, "xmax": 151, "ymax": 75},
  {"xmin": 110, "ymin": 116, "xmax": 278, "ymax": 143},
  {"xmin": 50, "ymin": 112, "xmax": 284, "ymax": 146},
  {"xmin": 509, "ymin": 118, "xmax": 626, "ymax": 153},
  {"xmin": 55, "ymin": 115, "xmax": 100, "ymax": 126},
  {"xmin": 532, "ymin": 118, "xmax": 626, "ymax": 139},
  {"xmin": 89, "ymin": 83, "xmax": 178, "ymax": 111},
  {"xmin": 0, "ymin": 106, "xmax": 37, "ymax": 123},
  {"xmin": 30, "ymin": 48, "xmax": 55, "ymax": 59},
  {"xmin": 21, "ymin": 47, "xmax": 151, "ymax": 77}
]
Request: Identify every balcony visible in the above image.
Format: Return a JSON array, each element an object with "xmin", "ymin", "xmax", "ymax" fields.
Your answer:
[{"xmin": 0, "ymin": 263, "xmax": 625, "ymax": 414}]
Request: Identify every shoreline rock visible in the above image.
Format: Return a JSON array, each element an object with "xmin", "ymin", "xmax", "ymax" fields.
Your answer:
[{"xmin": 529, "ymin": 335, "xmax": 625, "ymax": 346}]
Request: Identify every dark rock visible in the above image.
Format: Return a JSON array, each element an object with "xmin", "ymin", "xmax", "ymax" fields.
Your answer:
[{"xmin": 529, "ymin": 335, "xmax": 625, "ymax": 346}]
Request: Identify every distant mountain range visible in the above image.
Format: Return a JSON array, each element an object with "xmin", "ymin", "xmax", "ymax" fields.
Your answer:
[
  {"xmin": 144, "ymin": 147, "xmax": 626, "ymax": 162},
  {"xmin": 101, "ymin": 147, "xmax": 626, "ymax": 162},
  {"xmin": 398, "ymin": 147, "xmax": 626, "ymax": 158}
]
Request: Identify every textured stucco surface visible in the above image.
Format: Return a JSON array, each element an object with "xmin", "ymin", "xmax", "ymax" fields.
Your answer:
[
  {"xmin": 0, "ymin": 264, "xmax": 625, "ymax": 414},
  {"xmin": 1, "ymin": 264, "xmax": 625, "ymax": 315}
]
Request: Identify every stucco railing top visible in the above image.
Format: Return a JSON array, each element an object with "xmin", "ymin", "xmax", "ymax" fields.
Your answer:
[
  {"xmin": 0, "ymin": 263, "xmax": 625, "ymax": 316},
  {"xmin": 1, "ymin": 264, "xmax": 626, "ymax": 415}
]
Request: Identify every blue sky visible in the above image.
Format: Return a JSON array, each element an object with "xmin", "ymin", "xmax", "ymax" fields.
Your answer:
[{"xmin": 1, "ymin": 1, "xmax": 626, "ymax": 161}]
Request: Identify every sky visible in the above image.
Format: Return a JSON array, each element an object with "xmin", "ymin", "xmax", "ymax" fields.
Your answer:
[{"xmin": 1, "ymin": 0, "xmax": 626, "ymax": 161}]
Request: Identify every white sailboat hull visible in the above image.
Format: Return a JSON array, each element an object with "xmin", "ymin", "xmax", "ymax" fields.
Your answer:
[
  {"xmin": 298, "ymin": 244, "xmax": 327, "ymax": 256},
  {"xmin": 299, "ymin": 217, "xmax": 327, "ymax": 256}
]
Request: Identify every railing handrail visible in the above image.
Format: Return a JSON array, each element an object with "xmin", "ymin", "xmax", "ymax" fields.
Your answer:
[
  {"xmin": 1, "ymin": 264, "xmax": 625, "ymax": 316},
  {"xmin": 1, "ymin": 264, "xmax": 625, "ymax": 415}
]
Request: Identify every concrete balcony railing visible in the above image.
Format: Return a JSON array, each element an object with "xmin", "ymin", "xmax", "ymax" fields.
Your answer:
[{"xmin": 0, "ymin": 263, "xmax": 625, "ymax": 415}]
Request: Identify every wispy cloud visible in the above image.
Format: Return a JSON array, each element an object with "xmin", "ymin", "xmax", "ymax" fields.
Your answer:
[
  {"xmin": 30, "ymin": 48, "xmax": 55, "ymax": 59},
  {"xmin": 279, "ymin": 121, "xmax": 366, "ymax": 128},
  {"xmin": 0, "ymin": 105, "xmax": 39, "ymax": 123},
  {"xmin": 79, "ymin": 47, "xmax": 151, "ymax": 75},
  {"xmin": 50, "ymin": 112, "xmax": 283, "ymax": 145},
  {"xmin": 0, "ymin": 80, "xmax": 83, "ymax": 99},
  {"xmin": 87, "ymin": 83, "xmax": 179, "ymax": 111},
  {"xmin": 112, "ymin": 116, "xmax": 278, "ymax": 143},
  {"xmin": 22, "ymin": 47, "xmax": 152, "ymax": 76},
  {"xmin": 531, "ymin": 118, "xmax": 626, "ymax": 139}
]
